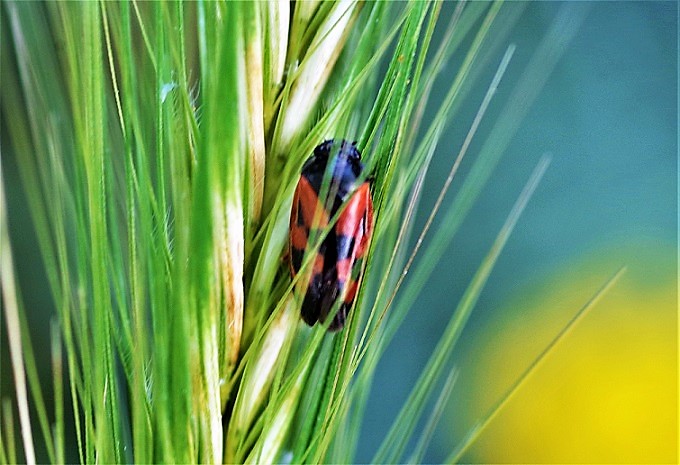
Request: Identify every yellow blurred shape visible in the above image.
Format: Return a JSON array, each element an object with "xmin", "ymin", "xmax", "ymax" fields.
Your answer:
[{"xmin": 456, "ymin": 242, "xmax": 678, "ymax": 463}]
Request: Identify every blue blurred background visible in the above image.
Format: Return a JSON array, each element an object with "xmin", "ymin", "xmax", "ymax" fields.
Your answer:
[{"xmin": 357, "ymin": 2, "xmax": 677, "ymax": 463}]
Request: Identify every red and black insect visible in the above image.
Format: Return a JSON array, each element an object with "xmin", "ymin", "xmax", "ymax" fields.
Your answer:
[{"xmin": 288, "ymin": 139, "xmax": 374, "ymax": 331}]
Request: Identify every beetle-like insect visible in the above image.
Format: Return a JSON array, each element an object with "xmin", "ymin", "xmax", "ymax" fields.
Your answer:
[{"xmin": 288, "ymin": 139, "xmax": 374, "ymax": 331}]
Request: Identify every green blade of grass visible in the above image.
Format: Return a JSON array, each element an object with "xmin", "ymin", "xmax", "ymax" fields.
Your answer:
[
  {"xmin": 0, "ymin": 21, "xmax": 68, "ymax": 454},
  {"xmin": 357, "ymin": 6, "xmax": 510, "ymax": 363},
  {"xmin": 2, "ymin": 399, "xmax": 16, "ymax": 465},
  {"xmin": 5, "ymin": 4, "xmax": 90, "ymax": 460},
  {"xmin": 372, "ymin": 156, "xmax": 551, "ymax": 464},
  {"xmin": 446, "ymin": 266, "xmax": 627, "ymax": 463},
  {"xmin": 435, "ymin": 3, "xmax": 590, "ymax": 255},
  {"xmin": 362, "ymin": 2, "xmax": 589, "ymax": 377},
  {"xmin": 408, "ymin": 368, "xmax": 459, "ymax": 463},
  {"xmin": 1, "ymin": 153, "xmax": 37, "ymax": 465},
  {"xmin": 345, "ymin": 47, "xmax": 516, "ymax": 454},
  {"xmin": 50, "ymin": 322, "xmax": 65, "ymax": 465}
]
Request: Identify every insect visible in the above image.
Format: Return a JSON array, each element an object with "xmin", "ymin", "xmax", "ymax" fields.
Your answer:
[{"xmin": 288, "ymin": 139, "xmax": 374, "ymax": 331}]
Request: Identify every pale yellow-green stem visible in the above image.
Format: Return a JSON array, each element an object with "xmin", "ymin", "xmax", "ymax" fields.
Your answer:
[
  {"xmin": 276, "ymin": 0, "xmax": 359, "ymax": 155},
  {"xmin": 263, "ymin": 0, "xmax": 290, "ymax": 133},
  {"xmin": 245, "ymin": 361, "xmax": 310, "ymax": 464},
  {"xmin": 0, "ymin": 157, "xmax": 36, "ymax": 465},
  {"xmin": 225, "ymin": 296, "xmax": 298, "ymax": 463},
  {"xmin": 199, "ymin": 260, "xmax": 224, "ymax": 463},
  {"xmin": 244, "ymin": 3, "xmax": 266, "ymax": 222},
  {"xmin": 213, "ymin": 193, "xmax": 245, "ymax": 411},
  {"xmin": 287, "ymin": 0, "xmax": 322, "ymax": 67}
]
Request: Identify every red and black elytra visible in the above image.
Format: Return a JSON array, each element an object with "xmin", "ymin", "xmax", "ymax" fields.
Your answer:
[{"xmin": 288, "ymin": 139, "xmax": 374, "ymax": 331}]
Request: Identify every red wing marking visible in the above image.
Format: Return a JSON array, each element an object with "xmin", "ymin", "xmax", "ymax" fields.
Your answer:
[
  {"xmin": 296, "ymin": 176, "xmax": 329, "ymax": 230},
  {"xmin": 336, "ymin": 183, "xmax": 371, "ymax": 237},
  {"xmin": 335, "ymin": 257, "xmax": 354, "ymax": 283},
  {"xmin": 334, "ymin": 182, "xmax": 373, "ymax": 292},
  {"xmin": 336, "ymin": 182, "xmax": 374, "ymax": 263}
]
